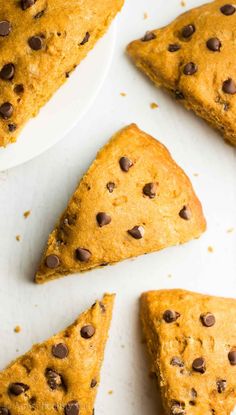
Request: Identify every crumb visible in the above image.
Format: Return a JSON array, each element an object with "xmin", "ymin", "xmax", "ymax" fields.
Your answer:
[
  {"xmin": 120, "ymin": 92, "xmax": 127, "ymax": 97},
  {"xmin": 23, "ymin": 210, "xmax": 31, "ymax": 219},
  {"xmin": 14, "ymin": 325, "xmax": 21, "ymax": 333},
  {"xmin": 16, "ymin": 348, "xmax": 19, "ymax": 352},
  {"xmin": 167, "ymin": 274, "xmax": 172, "ymax": 279},
  {"xmin": 181, "ymin": 0, "xmax": 186, "ymax": 6},
  {"xmin": 227, "ymin": 227, "xmax": 234, "ymax": 233},
  {"xmin": 193, "ymin": 173, "xmax": 199, "ymax": 177},
  {"xmin": 143, "ymin": 12, "xmax": 148, "ymax": 19},
  {"xmin": 34, "ymin": 304, "xmax": 38, "ymax": 307},
  {"xmin": 121, "ymin": 344, "xmax": 125, "ymax": 349},
  {"xmin": 150, "ymin": 102, "xmax": 159, "ymax": 109},
  {"xmin": 108, "ymin": 390, "xmax": 113, "ymax": 395},
  {"xmin": 208, "ymin": 246, "xmax": 214, "ymax": 253},
  {"xmin": 16, "ymin": 235, "xmax": 21, "ymax": 242}
]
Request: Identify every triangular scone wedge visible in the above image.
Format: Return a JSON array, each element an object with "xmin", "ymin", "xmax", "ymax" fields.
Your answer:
[
  {"xmin": 140, "ymin": 289, "xmax": 236, "ymax": 415},
  {"xmin": 127, "ymin": 1, "xmax": 236, "ymax": 146},
  {"xmin": 0, "ymin": 294, "xmax": 114, "ymax": 415},
  {"xmin": 35, "ymin": 124, "xmax": 206, "ymax": 283}
]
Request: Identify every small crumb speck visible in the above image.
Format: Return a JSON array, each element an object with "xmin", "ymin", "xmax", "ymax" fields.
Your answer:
[
  {"xmin": 23, "ymin": 210, "xmax": 31, "ymax": 219},
  {"xmin": 150, "ymin": 102, "xmax": 158, "ymax": 109},
  {"xmin": 120, "ymin": 92, "xmax": 127, "ymax": 97},
  {"xmin": 181, "ymin": 0, "xmax": 186, "ymax": 6},
  {"xmin": 227, "ymin": 227, "xmax": 234, "ymax": 233},
  {"xmin": 208, "ymin": 246, "xmax": 214, "ymax": 253},
  {"xmin": 144, "ymin": 12, "xmax": 148, "ymax": 19},
  {"xmin": 167, "ymin": 274, "xmax": 172, "ymax": 279},
  {"xmin": 193, "ymin": 173, "xmax": 199, "ymax": 177},
  {"xmin": 108, "ymin": 390, "xmax": 113, "ymax": 395},
  {"xmin": 16, "ymin": 235, "xmax": 21, "ymax": 242},
  {"xmin": 14, "ymin": 325, "xmax": 21, "ymax": 333},
  {"xmin": 121, "ymin": 344, "xmax": 125, "ymax": 349}
]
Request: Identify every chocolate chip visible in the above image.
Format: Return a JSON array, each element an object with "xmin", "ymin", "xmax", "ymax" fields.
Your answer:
[
  {"xmin": 170, "ymin": 357, "xmax": 184, "ymax": 367},
  {"xmin": 175, "ymin": 90, "xmax": 185, "ymax": 99},
  {"xmin": 45, "ymin": 369, "xmax": 63, "ymax": 390},
  {"xmin": 80, "ymin": 325, "xmax": 95, "ymax": 339},
  {"xmin": 90, "ymin": 379, "xmax": 97, "ymax": 388},
  {"xmin": 222, "ymin": 78, "xmax": 236, "ymax": 94},
  {"xmin": 80, "ymin": 32, "xmax": 90, "ymax": 45},
  {"xmin": 183, "ymin": 62, "xmax": 198, "ymax": 75},
  {"xmin": 96, "ymin": 212, "xmax": 111, "ymax": 227},
  {"xmin": 143, "ymin": 182, "xmax": 158, "ymax": 199},
  {"xmin": 163, "ymin": 310, "xmax": 180, "ymax": 323},
  {"xmin": 0, "ymin": 408, "xmax": 10, "ymax": 415},
  {"xmin": 14, "ymin": 84, "xmax": 24, "ymax": 94},
  {"xmin": 220, "ymin": 4, "xmax": 235, "ymax": 15},
  {"xmin": 21, "ymin": 0, "xmax": 35, "ymax": 10},
  {"xmin": 200, "ymin": 313, "xmax": 216, "ymax": 327},
  {"xmin": 45, "ymin": 254, "xmax": 60, "ymax": 269},
  {"xmin": 8, "ymin": 123, "xmax": 17, "ymax": 132},
  {"xmin": 127, "ymin": 226, "xmax": 144, "ymax": 239},
  {"xmin": 182, "ymin": 24, "xmax": 195, "ymax": 38},
  {"xmin": 0, "ymin": 102, "xmax": 13, "ymax": 119},
  {"xmin": 216, "ymin": 379, "xmax": 227, "ymax": 393},
  {"xmin": 119, "ymin": 157, "xmax": 133, "ymax": 172},
  {"xmin": 75, "ymin": 248, "xmax": 91, "ymax": 262},
  {"xmin": 0, "ymin": 21, "xmax": 11, "ymax": 37},
  {"xmin": 106, "ymin": 182, "xmax": 115, "ymax": 193},
  {"xmin": 28, "ymin": 36, "xmax": 43, "ymax": 50},
  {"xmin": 34, "ymin": 10, "xmax": 44, "ymax": 19},
  {"xmin": 9, "ymin": 383, "xmax": 29, "ymax": 396},
  {"xmin": 168, "ymin": 44, "xmax": 181, "ymax": 52},
  {"xmin": 179, "ymin": 205, "xmax": 191, "ymax": 220},
  {"xmin": 170, "ymin": 402, "xmax": 185, "ymax": 415},
  {"xmin": 206, "ymin": 38, "xmax": 221, "ymax": 52},
  {"xmin": 228, "ymin": 349, "xmax": 236, "ymax": 365},
  {"xmin": 141, "ymin": 31, "xmax": 156, "ymax": 42},
  {"xmin": 64, "ymin": 401, "xmax": 79, "ymax": 415},
  {"xmin": 0, "ymin": 63, "xmax": 15, "ymax": 80},
  {"xmin": 191, "ymin": 388, "xmax": 197, "ymax": 398},
  {"xmin": 52, "ymin": 343, "xmax": 68, "ymax": 359},
  {"xmin": 192, "ymin": 357, "xmax": 206, "ymax": 373}
]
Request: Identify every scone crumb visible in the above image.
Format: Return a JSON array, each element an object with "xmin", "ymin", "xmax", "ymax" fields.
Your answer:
[
  {"xmin": 23, "ymin": 210, "xmax": 31, "ymax": 219},
  {"xmin": 193, "ymin": 173, "xmax": 199, "ymax": 177},
  {"xmin": 150, "ymin": 102, "xmax": 159, "ymax": 109},
  {"xmin": 14, "ymin": 325, "xmax": 21, "ymax": 333},
  {"xmin": 167, "ymin": 274, "xmax": 172, "ymax": 278},
  {"xmin": 108, "ymin": 390, "xmax": 113, "ymax": 395},
  {"xmin": 144, "ymin": 12, "xmax": 148, "ymax": 19},
  {"xmin": 181, "ymin": 0, "xmax": 186, "ymax": 6},
  {"xmin": 208, "ymin": 246, "xmax": 214, "ymax": 253},
  {"xmin": 15, "ymin": 235, "xmax": 21, "ymax": 242},
  {"xmin": 120, "ymin": 92, "xmax": 127, "ymax": 97},
  {"xmin": 227, "ymin": 227, "xmax": 234, "ymax": 233}
]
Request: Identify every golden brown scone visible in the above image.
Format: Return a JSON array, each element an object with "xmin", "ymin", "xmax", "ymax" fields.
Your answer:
[
  {"xmin": 35, "ymin": 124, "xmax": 206, "ymax": 284},
  {"xmin": 140, "ymin": 289, "xmax": 236, "ymax": 415},
  {"xmin": 127, "ymin": 1, "xmax": 236, "ymax": 146},
  {"xmin": 0, "ymin": 0, "xmax": 123, "ymax": 147},
  {"xmin": 0, "ymin": 294, "xmax": 114, "ymax": 415}
]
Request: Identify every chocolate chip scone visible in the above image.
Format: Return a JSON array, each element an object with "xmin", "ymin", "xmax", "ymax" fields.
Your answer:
[
  {"xmin": 0, "ymin": 0, "xmax": 123, "ymax": 147},
  {"xmin": 127, "ymin": 1, "xmax": 236, "ymax": 146},
  {"xmin": 0, "ymin": 294, "xmax": 114, "ymax": 415},
  {"xmin": 140, "ymin": 289, "xmax": 236, "ymax": 415},
  {"xmin": 35, "ymin": 124, "xmax": 206, "ymax": 284}
]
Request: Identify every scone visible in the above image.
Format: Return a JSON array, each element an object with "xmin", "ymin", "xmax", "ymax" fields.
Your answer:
[
  {"xmin": 35, "ymin": 124, "xmax": 206, "ymax": 284},
  {"xmin": 127, "ymin": 1, "xmax": 236, "ymax": 146},
  {"xmin": 0, "ymin": 294, "xmax": 114, "ymax": 415},
  {"xmin": 0, "ymin": 0, "xmax": 123, "ymax": 147},
  {"xmin": 140, "ymin": 289, "xmax": 236, "ymax": 415}
]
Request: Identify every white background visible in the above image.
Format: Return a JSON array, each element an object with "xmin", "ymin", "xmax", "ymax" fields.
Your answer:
[{"xmin": 0, "ymin": 0, "xmax": 236, "ymax": 414}]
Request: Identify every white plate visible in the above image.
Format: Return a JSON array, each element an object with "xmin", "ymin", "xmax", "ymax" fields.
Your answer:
[{"xmin": 0, "ymin": 23, "xmax": 116, "ymax": 172}]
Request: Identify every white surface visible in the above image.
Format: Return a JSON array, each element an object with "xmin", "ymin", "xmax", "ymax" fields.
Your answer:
[
  {"xmin": 0, "ymin": 24, "xmax": 116, "ymax": 171},
  {"xmin": 0, "ymin": 0, "xmax": 236, "ymax": 414}
]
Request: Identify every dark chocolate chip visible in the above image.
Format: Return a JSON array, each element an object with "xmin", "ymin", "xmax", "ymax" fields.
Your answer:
[
  {"xmin": 0, "ymin": 63, "xmax": 15, "ymax": 80},
  {"xmin": 191, "ymin": 388, "xmax": 197, "ymax": 398},
  {"xmin": 119, "ymin": 156, "xmax": 133, "ymax": 172},
  {"xmin": 80, "ymin": 32, "xmax": 90, "ymax": 45},
  {"xmin": 14, "ymin": 84, "xmax": 24, "ymax": 94},
  {"xmin": 141, "ymin": 31, "xmax": 156, "ymax": 42},
  {"xmin": 96, "ymin": 212, "xmax": 111, "ymax": 227},
  {"xmin": 75, "ymin": 248, "xmax": 91, "ymax": 262},
  {"xmin": 8, "ymin": 123, "xmax": 17, "ymax": 132},
  {"xmin": 163, "ymin": 310, "xmax": 180, "ymax": 323},
  {"xmin": 80, "ymin": 325, "xmax": 95, "ymax": 339},
  {"xmin": 0, "ymin": 21, "xmax": 11, "ymax": 37},
  {"xmin": 222, "ymin": 78, "xmax": 236, "ymax": 94},
  {"xmin": 45, "ymin": 254, "xmax": 60, "ymax": 269},
  {"xmin": 182, "ymin": 24, "xmax": 195, "ymax": 38},
  {"xmin": 228, "ymin": 349, "xmax": 236, "ymax": 365},
  {"xmin": 143, "ymin": 182, "xmax": 158, "ymax": 199},
  {"xmin": 216, "ymin": 379, "xmax": 227, "ymax": 393},
  {"xmin": 220, "ymin": 4, "xmax": 235, "ymax": 15},
  {"xmin": 175, "ymin": 90, "xmax": 185, "ymax": 100},
  {"xmin": 170, "ymin": 357, "xmax": 184, "ymax": 367},
  {"xmin": 90, "ymin": 379, "xmax": 97, "ymax": 388},
  {"xmin": 0, "ymin": 102, "xmax": 13, "ymax": 119},
  {"xmin": 183, "ymin": 62, "xmax": 198, "ymax": 75},
  {"xmin": 34, "ymin": 10, "xmax": 45, "ymax": 18},
  {"xmin": 168, "ymin": 44, "xmax": 181, "ymax": 52},
  {"xmin": 21, "ymin": 0, "xmax": 35, "ymax": 10},
  {"xmin": 28, "ymin": 36, "xmax": 43, "ymax": 50},
  {"xmin": 45, "ymin": 369, "xmax": 63, "ymax": 390},
  {"xmin": 9, "ymin": 383, "xmax": 29, "ymax": 396},
  {"xmin": 106, "ymin": 182, "xmax": 115, "ymax": 193},
  {"xmin": 0, "ymin": 408, "xmax": 10, "ymax": 415},
  {"xmin": 206, "ymin": 38, "xmax": 221, "ymax": 52},
  {"xmin": 64, "ymin": 401, "xmax": 79, "ymax": 415},
  {"xmin": 179, "ymin": 205, "xmax": 191, "ymax": 220},
  {"xmin": 192, "ymin": 357, "xmax": 206, "ymax": 373},
  {"xmin": 127, "ymin": 225, "xmax": 144, "ymax": 239},
  {"xmin": 52, "ymin": 343, "xmax": 68, "ymax": 359},
  {"xmin": 200, "ymin": 313, "xmax": 216, "ymax": 327}
]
